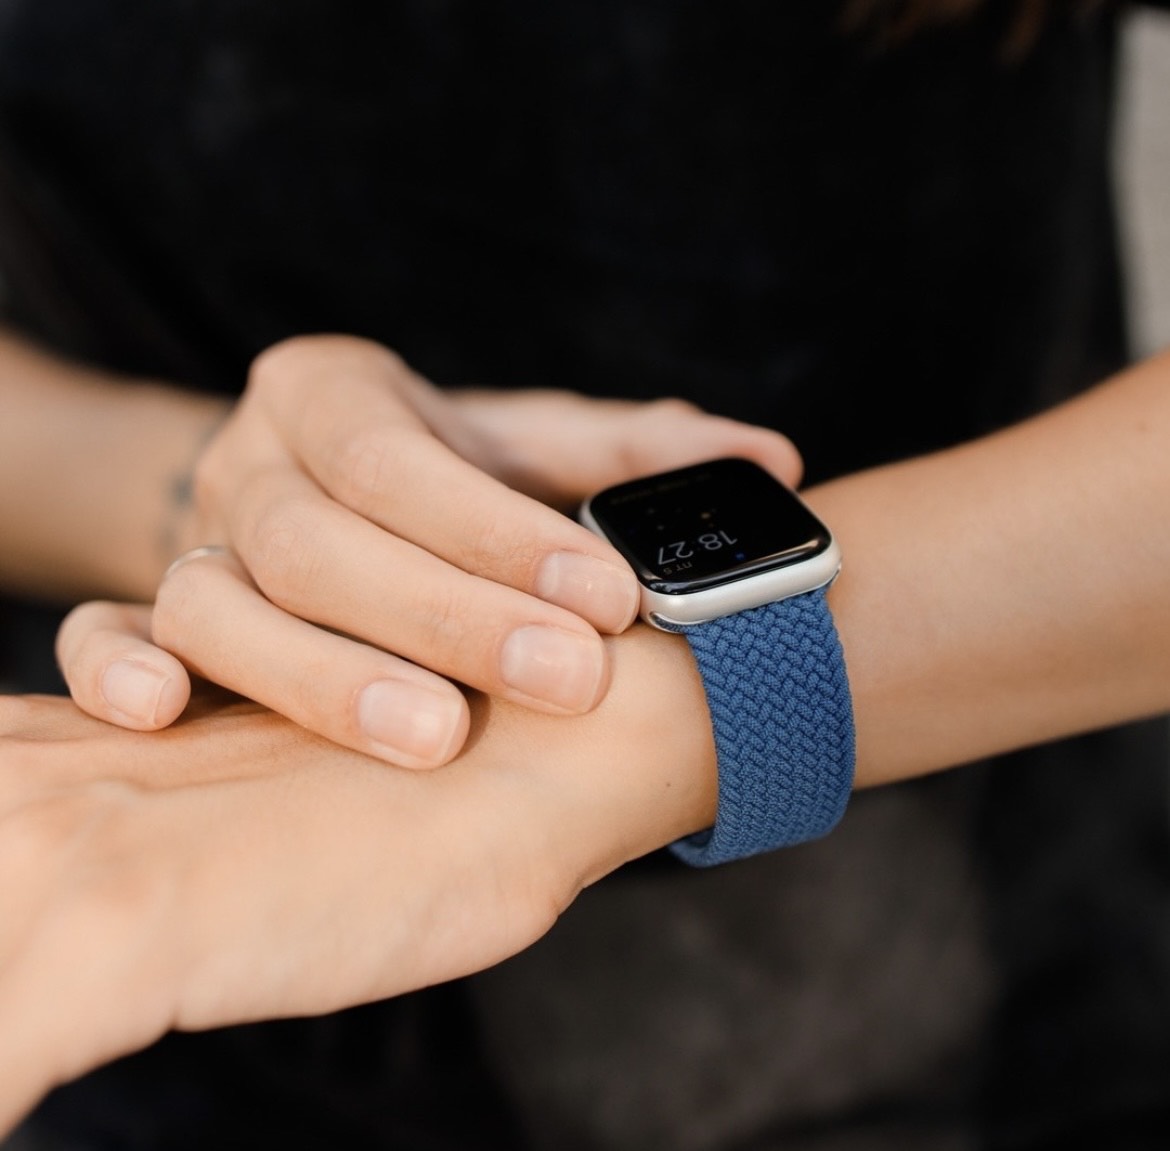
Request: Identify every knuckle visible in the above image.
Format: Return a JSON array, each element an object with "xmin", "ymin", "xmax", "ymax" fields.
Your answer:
[
  {"xmin": 59, "ymin": 599, "xmax": 105, "ymax": 636},
  {"xmin": 644, "ymin": 396, "xmax": 704, "ymax": 424},
  {"xmin": 241, "ymin": 494, "xmax": 325, "ymax": 607},
  {"xmin": 56, "ymin": 601, "xmax": 109, "ymax": 673},
  {"xmin": 153, "ymin": 561, "xmax": 208, "ymax": 654},
  {"xmin": 249, "ymin": 334, "xmax": 400, "ymax": 400},
  {"xmin": 414, "ymin": 582, "xmax": 494, "ymax": 666},
  {"xmin": 460, "ymin": 513, "xmax": 542, "ymax": 582},
  {"xmin": 246, "ymin": 335, "xmax": 316, "ymax": 397},
  {"xmin": 333, "ymin": 426, "xmax": 400, "ymax": 508},
  {"xmin": 415, "ymin": 581, "xmax": 462, "ymax": 640},
  {"xmin": 71, "ymin": 629, "xmax": 116, "ymax": 706}
]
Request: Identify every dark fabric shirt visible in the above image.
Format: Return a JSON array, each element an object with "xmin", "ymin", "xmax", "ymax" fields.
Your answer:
[{"xmin": 1, "ymin": 2, "xmax": 1169, "ymax": 1148}]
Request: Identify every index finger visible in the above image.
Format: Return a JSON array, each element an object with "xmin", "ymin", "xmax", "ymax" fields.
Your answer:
[{"xmin": 249, "ymin": 336, "xmax": 640, "ymax": 635}]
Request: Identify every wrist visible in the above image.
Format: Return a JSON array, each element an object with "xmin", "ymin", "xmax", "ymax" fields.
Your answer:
[
  {"xmin": 152, "ymin": 397, "xmax": 231, "ymax": 585},
  {"xmin": 144, "ymin": 391, "xmax": 232, "ymax": 593},
  {"xmin": 0, "ymin": 331, "xmax": 228, "ymax": 601},
  {"xmin": 465, "ymin": 623, "xmax": 717, "ymax": 892}
]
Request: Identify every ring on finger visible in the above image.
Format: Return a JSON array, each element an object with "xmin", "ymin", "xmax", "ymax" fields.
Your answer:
[{"xmin": 163, "ymin": 544, "xmax": 234, "ymax": 582}]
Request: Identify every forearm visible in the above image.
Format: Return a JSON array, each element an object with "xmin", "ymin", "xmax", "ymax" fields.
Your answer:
[
  {"xmin": 803, "ymin": 347, "xmax": 1170, "ymax": 788},
  {"xmin": 10, "ymin": 335, "xmax": 1170, "ymax": 1119},
  {"xmin": 0, "ymin": 327, "xmax": 229, "ymax": 601},
  {"xmin": 589, "ymin": 347, "xmax": 1170, "ymax": 856}
]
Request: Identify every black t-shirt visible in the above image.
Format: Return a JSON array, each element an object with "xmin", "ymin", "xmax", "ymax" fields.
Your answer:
[
  {"xmin": 1, "ymin": 2, "xmax": 1169, "ymax": 1148},
  {"xmin": 0, "ymin": 0, "xmax": 1134, "ymax": 468}
]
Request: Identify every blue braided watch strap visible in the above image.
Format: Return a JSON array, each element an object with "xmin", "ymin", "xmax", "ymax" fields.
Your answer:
[{"xmin": 666, "ymin": 587, "xmax": 855, "ymax": 867}]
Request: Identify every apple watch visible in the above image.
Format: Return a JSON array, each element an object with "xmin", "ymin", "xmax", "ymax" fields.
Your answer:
[{"xmin": 580, "ymin": 456, "xmax": 854, "ymax": 866}]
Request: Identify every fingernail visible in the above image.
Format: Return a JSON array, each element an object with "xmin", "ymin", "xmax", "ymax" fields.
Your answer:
[
  {"xmin": 499, "ymin": 625, "xmax": 606, "ymax": 713},
  {"xmin": 358, "ymin": 680, "xmax": 465, "ymax": 766},
  {"xmin": 100, "ymin": 659, "xmax": 171, "ymax": 726},
  {"xmin": 535, "ymin": 552, "xmax": 639, "ymax": 633}
]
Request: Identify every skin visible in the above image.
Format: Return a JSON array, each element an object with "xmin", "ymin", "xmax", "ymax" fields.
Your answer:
[
  {"xmin": 0, "ymin": 328, "xmax": 228, "ymax": 601},
  {"xmin": 52, "ymin": 335, "xmax": 1170, "ymax": 780},
  {"xmin": 815, "ymin": 347, "xmax": 1170, "ymax": 782},
  {"xmin": 59, "ymin": 339, "xmax": 1170, "ymax": 785},
  {"xmin": 2, "ymin": 336, "xmax": 1170, "ymax": 1131},
  {"xmin": 0, "ymin": 630, "xmax": 717, "ymax": 1136},
  {"xmin": 0, "ymin": 328, "xmax": 801, "ymax": 766}
]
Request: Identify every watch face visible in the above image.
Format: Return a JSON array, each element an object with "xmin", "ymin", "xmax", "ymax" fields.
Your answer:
[{"xmin": 583, "ymin": 457, "xmax": 833, "ymax": 595}]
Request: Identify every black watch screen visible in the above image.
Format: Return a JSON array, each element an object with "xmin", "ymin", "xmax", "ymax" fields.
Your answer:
[{"xmin": 583, "ymin": 457, "xmax": 833, "ymax": 595}]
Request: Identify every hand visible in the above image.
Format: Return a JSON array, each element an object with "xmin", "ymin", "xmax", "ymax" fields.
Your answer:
[
  {"xmin": 58, "ymin": 334, "xmax": 801, "ymax": 767},
  {"xmin": 1, "ymin": 618, "xmax": 716, "ymax": 1135}
]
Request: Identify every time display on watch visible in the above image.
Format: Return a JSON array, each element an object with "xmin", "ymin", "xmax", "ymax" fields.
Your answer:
[
  {"xmin": 582, "ymin": 457, "xmax": 833, "ymax": 595},
  {"xmin": 656, "ymin": 530, "xmax": 741, "ymax": 576}
]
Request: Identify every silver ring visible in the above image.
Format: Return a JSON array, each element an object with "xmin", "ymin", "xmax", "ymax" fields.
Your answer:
[{"xmin": 163, "ymin": 544, "xmax": 233, "ymax": 582}]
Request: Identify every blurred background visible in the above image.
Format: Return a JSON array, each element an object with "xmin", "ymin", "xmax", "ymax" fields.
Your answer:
[{"xmin": 1118, "ymin": 5, "xmax": 1170, "ymax": 356}]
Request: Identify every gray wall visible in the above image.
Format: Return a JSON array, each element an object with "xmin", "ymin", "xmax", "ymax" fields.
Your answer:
[{"xmin": 1119, "ymin": 6, "xmax": 1170, "ymax": 355}]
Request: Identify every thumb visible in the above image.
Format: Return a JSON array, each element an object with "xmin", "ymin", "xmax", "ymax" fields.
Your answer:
[{"xmin": 447, "ymin": 390, "xmax": 804, "ymax": 510}]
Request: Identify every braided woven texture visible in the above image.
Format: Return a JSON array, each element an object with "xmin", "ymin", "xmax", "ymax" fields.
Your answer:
[{"xmin": 669, "ymin": 589, "xmax": 855, "ymax": 867}]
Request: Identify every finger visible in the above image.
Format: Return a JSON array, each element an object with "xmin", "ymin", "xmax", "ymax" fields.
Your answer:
[
  {"xmin": 449, "ymin": 391, "xmax": 807, "ymax": 505},
  {"xmin": 223, "ymin": 466, "xmax": 613, "ymax": 719},
  {"xmin": 56, "ymin": 601, "xmax": 191, "ymax": 731},
  {"xmin": 153, "ymin": 548, "xmax": 475, "ymax": 768},
  {"xmin": 246, "ymin": 336, "xmax": 640, "ymax": 634}
]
